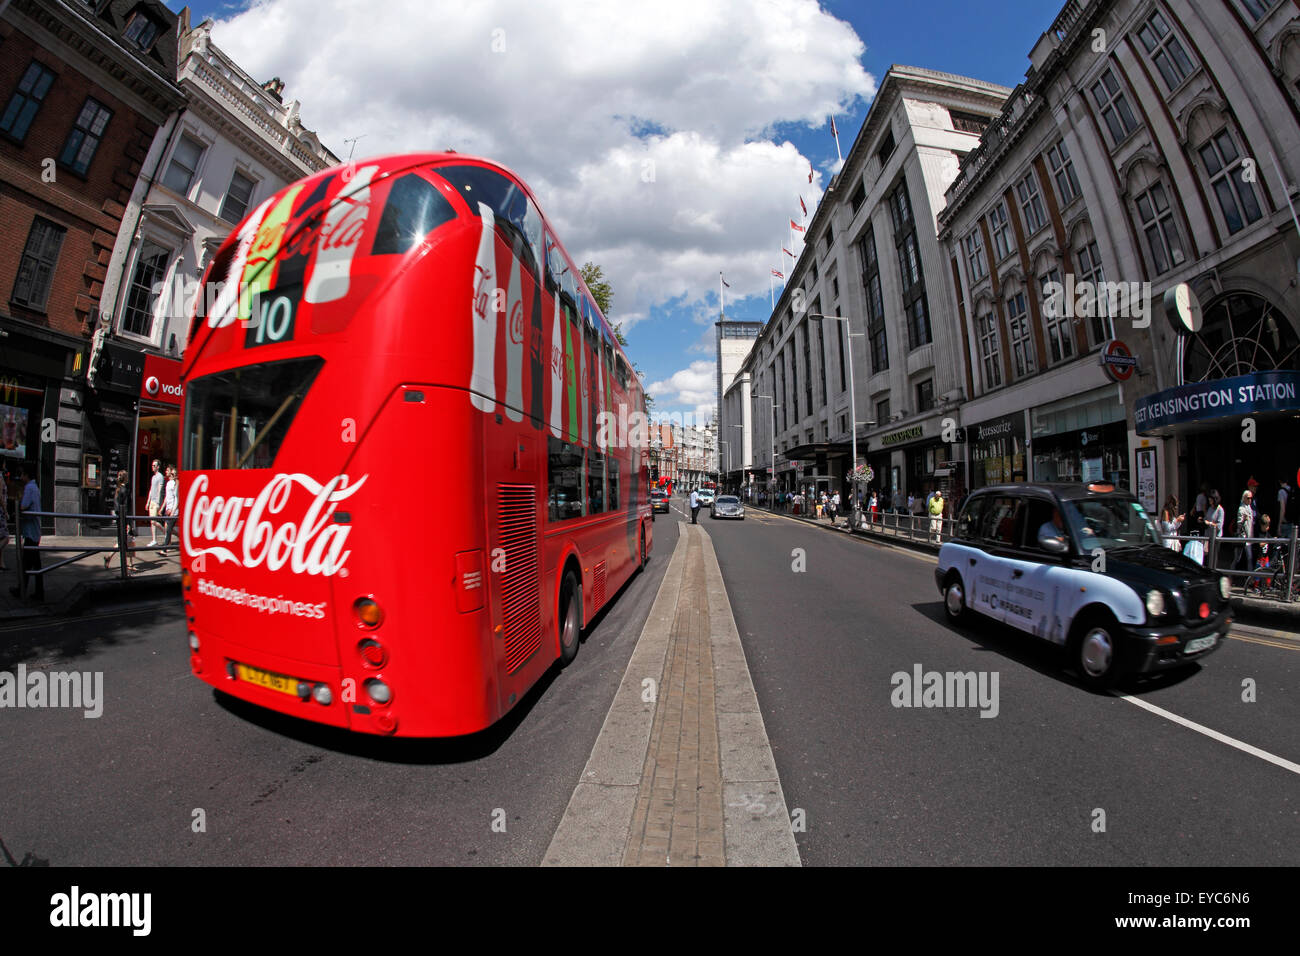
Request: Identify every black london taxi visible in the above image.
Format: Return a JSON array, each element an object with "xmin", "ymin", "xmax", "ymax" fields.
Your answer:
[{"xmin": 935, "ymin": 482, "xmax": 1231, "ymax": 688}]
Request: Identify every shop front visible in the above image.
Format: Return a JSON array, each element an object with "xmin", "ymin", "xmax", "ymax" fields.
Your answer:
[
  {"xmin": 969, "ymin": 411, "xmax": 1027, "ymax": 489},
  {"xmin": 84, "ymin": 341, "xmax": 144, "ymax": 531},
  {"xmin": 1136, "ymin": 370, "xmax": 1300, "ymax": 518},
  {"xmin": 871, "ymin": 419, "xmax": 958, "ymax": 508},
  {"xmin": 134, "ymin": 353, "xmax": 183, "ymax": 516},
  {"xmin": 1030, "ymin": 386, "xmax": 1129, "ymax": 489}
]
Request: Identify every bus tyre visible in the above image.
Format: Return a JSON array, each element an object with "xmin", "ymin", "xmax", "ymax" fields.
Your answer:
[
  {"xmin": 943, "ymin": 573, "xmax": 969, "ymax": 625},
  {"xmin": 559, "ymin": 571, "xmax": 581, "ymax": 666},
  {"xmin": 1069, "ymin": 613, "xmax": 1123, "ymax": 690}
]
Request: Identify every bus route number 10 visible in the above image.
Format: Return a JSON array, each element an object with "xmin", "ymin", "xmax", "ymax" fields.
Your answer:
[{"xmin": 245, "ymin": 291, "xmax": 297, "ymax": 348}]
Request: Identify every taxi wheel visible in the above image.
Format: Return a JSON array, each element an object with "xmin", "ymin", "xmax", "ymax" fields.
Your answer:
[
  {"xmin": 943, "ymin": 573, "xmax": 969, "ymax": 625},
  {"xmin": 559, "ymin": 571, "xmax": 581, "ymax": 666},
  {"xmin": 1070, "ymin": 615, "xmax": 1122, "ymax": 689}
]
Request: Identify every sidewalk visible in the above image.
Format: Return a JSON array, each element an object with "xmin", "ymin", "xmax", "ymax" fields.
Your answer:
[
  {"xmin": 544, "ymin": 520, "xmax": 800, "ymax": 866},
  {"xmin": 0, "ymin": 534, "xmax": 182, "ymax": 622},
  {"xmin": 757, "ymin": 504, "xmax": 1300, "ymax": 633}
]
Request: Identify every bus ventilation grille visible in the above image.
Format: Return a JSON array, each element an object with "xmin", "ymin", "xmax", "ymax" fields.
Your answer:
[
  {"xmin": 593, "ymin": 561, "xmax": 607, "ymax": 610},
  {"xmin": 498, "ymin": 484, "xmax": 541, "ymax": 673}
]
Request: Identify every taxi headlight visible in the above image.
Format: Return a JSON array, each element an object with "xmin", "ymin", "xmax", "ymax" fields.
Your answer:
[
  {"xmin": 1219, "ymin": 576, "xmax": 1230, "ymax": 600},
  {"xmin": 1145, "ymin": 589, "xmax": 1166, "ymax": 618}
]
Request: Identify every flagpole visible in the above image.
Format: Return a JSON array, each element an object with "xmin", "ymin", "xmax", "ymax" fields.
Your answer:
[
  {"xmin": 830, "ymin": 114, "xmax": 843, "ymax": 165},
  {"xmin": 769, "ymin": 271, "xmax": 774, "ymax": 311},
  {"xmin": 719, "ymin": 271, "xmax": 724, "ymax": 319}
]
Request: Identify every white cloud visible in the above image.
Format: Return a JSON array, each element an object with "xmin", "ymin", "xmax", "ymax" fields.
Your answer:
[{"xmin": 212, "ymin": 0, "xmax": 875, "ymax": 328}]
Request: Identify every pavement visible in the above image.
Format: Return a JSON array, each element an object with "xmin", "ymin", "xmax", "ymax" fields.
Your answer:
[
  {"xmin": 0, "ymin": 533, "xmax": 182, "ymax": 623},
  {"xmin": 751, "ymin": 502, "xmax": 1300, "ymax": 633}
]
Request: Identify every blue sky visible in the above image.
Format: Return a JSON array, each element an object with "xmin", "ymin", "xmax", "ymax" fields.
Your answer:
[{"xmin": 170, "ymin": 0, "xmax": 1062, "ymax": 424}]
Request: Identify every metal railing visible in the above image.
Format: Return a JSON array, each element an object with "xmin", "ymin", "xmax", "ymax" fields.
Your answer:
[
  {"xmin": 9, "ymin": 503, "xmax": 179, "ymax": 600},
  {"xmin": 1165, "ymin": 525, "xmax": 1300, "ymax": 603}
]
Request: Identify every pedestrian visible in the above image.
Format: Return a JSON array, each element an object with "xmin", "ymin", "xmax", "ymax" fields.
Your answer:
[
  {"xmin": 1158, "ymin": 495, "xmax": 1184, "ymax": 551},
  {"xmin": 928, "ymin": 488, "xmax": 945, "ymax": 544},
  {"xmin": 104, "ymin": 469, "xmax": 137, "ymax": 573},
  {"xmin": 1278, "ymin": 477, "xmax": 1291, "ymax": 533},
  {"xmin": 907, "ymin": 492, "xmax": 915, "ymax": 515},
  {"xmin": 1205, "ymin": 490, "xmax": 1225, "ymax": 538},
  {"xmin": 868, "ymin": 489, "xmax": 877, "ymax": 524},
  {"xmin": 159, "ymin": 465, "xmax": 179, "ymax": 555},
  {"xmin": 1194, "ymin": 482, "xmax": 1209, "ymax": 517},
  {"xmin": 689, "ymin": 487, "xmax": 700, "ymax": 524},
  {"xmin": 1247, "ymin": 514, "xmax": 1273, "ymax": 594},
  {"xmin": 1234, "ymin": 489, "xmax": 1255, "ymax": 575},
  {"xmin": 146, "ymin": 457, "xmax": 165, "ymax": 547},
  {"xmin": 830, "ymin": 489, "xmax": 840, "ymax": 526},
  {"xmin": 0, "ymin": 466, "xmax": 9, "ymax": 571},
  {"xmin": 9, "ymin": 462, "xmax": 44, "ymax": 601}
]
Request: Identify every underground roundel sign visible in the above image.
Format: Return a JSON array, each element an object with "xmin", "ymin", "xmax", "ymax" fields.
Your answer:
[{"xmin": 1100, "ymin": 339, "xmax": 1137, "ymax": 383}]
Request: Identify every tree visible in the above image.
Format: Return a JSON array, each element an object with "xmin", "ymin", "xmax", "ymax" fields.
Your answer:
[{"xmin": 580, "ymin": 261, "xmax": 613, "ymax": 317}]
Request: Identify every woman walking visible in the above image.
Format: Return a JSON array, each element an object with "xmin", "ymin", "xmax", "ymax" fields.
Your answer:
[
  {"xmin": 1158, "ymin": 496, "xmax": 1184, "ymax": 551},
  {"xmin": 158, "ymin": 466, "xmax": 179, "ymax": 556}
]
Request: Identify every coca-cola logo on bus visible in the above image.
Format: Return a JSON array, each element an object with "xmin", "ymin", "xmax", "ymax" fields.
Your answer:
[{"xmin": 183, "ymin": 472, "xmax": 369, "ymax": 576}]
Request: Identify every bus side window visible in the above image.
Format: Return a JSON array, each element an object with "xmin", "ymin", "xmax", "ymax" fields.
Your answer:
[
  {"xmin": 587, "ymin": 449, "xmax": 605, "ymax": 515},
  {"xmin": 608, "ymin": 458, "xmax": 620, "ymax": 511},
  {"xmin": 616, "ymin": 355, "xmax": 630, "ymax": 391},
  {"xmin": 547, "ymin": 435, "xmax": 584, "ymax": 521}
]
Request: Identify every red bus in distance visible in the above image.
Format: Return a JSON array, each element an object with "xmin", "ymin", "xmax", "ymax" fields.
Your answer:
[{"xmin": 179, "ymin": 153, "xmax": 652, "ymax": 737}]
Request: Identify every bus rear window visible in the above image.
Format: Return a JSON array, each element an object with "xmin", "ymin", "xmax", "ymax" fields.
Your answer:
[{"xmin": 184, "ymin": 357, "xmax": 323, "ymax": 470}]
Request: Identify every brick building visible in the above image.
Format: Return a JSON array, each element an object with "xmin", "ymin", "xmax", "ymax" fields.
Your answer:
[{"xmin": 0, "ymin": 0, "xmax": 183, "ymax": 532}]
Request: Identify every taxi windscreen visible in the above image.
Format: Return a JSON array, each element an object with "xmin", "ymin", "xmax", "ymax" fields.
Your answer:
[{"xmin": 1063, "ymin": 497, "xmax": 1159, "ymax": 550}]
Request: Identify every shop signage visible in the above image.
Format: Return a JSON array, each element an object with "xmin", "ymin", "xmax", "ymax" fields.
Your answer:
[
  {"xmin": 1099, "ymin": 339, "xmax": 1137, "ymax": 382},
  {"xmin": 1135, "ymin": 370, "xmax": 1300, "ymax": 434},
  {"xmin": 880, "ymin": 424, "xmax": 923, "ymax": 447},
  {"xmin": 140, "ymin": 354, "xmax": 184, "ymax": 406},
  {"xmin": 96, "ymin": 343, "xmax": 145, "ymax": 396}
]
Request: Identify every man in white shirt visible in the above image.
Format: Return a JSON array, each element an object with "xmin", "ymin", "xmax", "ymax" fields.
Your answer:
[
  {"xmin": 689, "ymin": 489, "xmax": 700, "ymax": 524},
  {"xmin": 147, "ymin": 459, "xmax": 164, "ymax": 547}
]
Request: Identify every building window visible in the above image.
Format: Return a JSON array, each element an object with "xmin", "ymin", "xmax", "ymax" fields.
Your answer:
[
  {"xmin": 123, "ymin": 10, "xmax": 161, "ymax": 51},
  {"xmin": 1239, "ymin": 0, "xmax": 1274, "ymax": 21},
  {"xmin": 1046, "ymin": 139, "xmax": 1081, "ymax": 205},
  {"xmin": 1135, "ymin": 181, "xmax": 1186, "ymax": 274},
  {"xmin": 219, "ymin": 169, "xmax": 257, "ymax": 223},
  {"xmin": 788, "ymin": 343, "xmax": 798, "ymax": 423},
  {"xmin": 950, "ymin": 110, "xmax": 990, "ymax": 135},
  {"xmin": 964, "ymin": 229, "xmax": 988, "ymax": 282},
  {"xmin": 1137, "ymin": 10, "xmax": 1195, "ymax": 92},
  {"xmin": 813, "ymin": 299, "xmax": 826, "ymax": 405},
  {"xmin": 831, "ymin": 274, "xmax": 839, "ymax": 299},
  {"xmin": 916, "ymin": 379, "xmax": 935, "ymax": 412},
  {"xmin": 875, "ymin": 397, "xmax": 890, "ymax": 424},
  {"xmin": 1, "ymin": 61, "xmax": 55, "ymax": 143},
  {"xmin": 988, "ymin": 201, "xmax": 1012, "ymax": 261},
  {"xmin": 801, "ymin": 321, "xmax": 813, "ymax": 414},
  {"xmin": 1090, "ymin": 68, "xmax": 1139, "ymax": 146},
  {"xmin": 837, "ymin": 317, "xmax": 846, "ymax": 391},
  {"xmin": 1040, "ymin": 266, "xmax": 1076, "ymax": 364},
  {"xmin": 1016, "ymin": 170, "xmax": 1047, "ymax": 234},
  {"xmin": 811, "ymin": 258, "xmax": 819, "ymax": 283},
  {"xmin": 1199, "ymin": 128, "xmax": 1263, "ymax": 234},
  {"xmin": 850, "ymin": 182, "xmax": 866, "ymax": 213},
  {"xmin": 1006, "ymin": 292, "xmax": 1035, "ymax": 378},
  {"xmin": 11, "ymin": 217, "xmax": 65, "ymax": 311},
  {"xmin": 877, "ymin": 129, "xmax": 895, "ymax": 168},
  {"xmin": 1076, "ymin": 239, "xmax": 1110, "ymax": 346},
  {"xmin": 121, "ymin": 241, "xmax": 171, "ymax": 338},
  {"xmin": 977, "ymin": 311, "xmax": 1002, "ymax": 389},
  {"xmin": 858, "ymin": 229, "xmax": 888, "ymax": 373},
  {"xmin": 162, "ymin": 135, "xmax": 204, "ymax": 196},
  {"xmin": 890, "ymin": 180, "xmax": 931, "ymax": 350},
  {"xmin": 59, "ymin": 97, "xmax": 112, "ymax": 175}
]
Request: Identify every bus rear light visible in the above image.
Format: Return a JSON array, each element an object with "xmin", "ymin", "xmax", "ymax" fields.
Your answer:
[
  {"xmin": 312, "ymin": 684, "xmax": 333, "ymax": 706},
  {"xmin": 365, "ymin": 679, "xmax": 392, "ymax": 705},
  {"xmin": 353, "ymin": 598, "xmax": 383, "ymax": 628},
  {"xmin": 225, "ymin": 660, "xmax": 236, "ymax": 679},
  {"xmin": 375, "ymin": 712, "xmax": 398, "ymax": 735},
  {"xmin": 358, "ymin": 639, "xmax": 388, "ymax": 668},
  {"xmin": 454, "ymin": 550, "xmax": 484, "ymax": 613},
  {"xmin": 188, "ymin": 632, "xmax": 200, "ymax": 651},
  {"xmin": 190, "ymin": 654, "xmax": 202, "ymax": 674},
  {"xmin": 182, "ymin": 569, "xmax": 192, "ymax": 591}
]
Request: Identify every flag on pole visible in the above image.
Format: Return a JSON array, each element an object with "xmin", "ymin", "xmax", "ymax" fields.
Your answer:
[
  {"xmin": 799, "ymin": 195, "xmax": 807, "ymax": 216},
  {"xmin": 790, "ymin": 220, "xmax": 805, "ymax": 232},
  {"xmin": 771, "ymin": 268, "xmax": 784, "ymax": 278},
  {"xmin": 808, "ymin": 165, "xmax": 813, "ymax": 183},
  {"xmin": 782, "ymin": 247, "xmax": 794, "ymax": 258},
  {"xmin": 720, "ymin": 274, "xmax": 730, "ymax": 288},
  {"xmin": 830, "ymin": 115, "xmax": 838, "ymax": 138},
  {"xmin": 829, "ymin": 114, "xmax": 843, "ymax": 164}
]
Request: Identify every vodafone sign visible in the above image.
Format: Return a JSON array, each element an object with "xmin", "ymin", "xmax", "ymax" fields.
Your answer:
[{"xmin": 140, "ymin": 354, "xmax": 184, "ymax": 405}]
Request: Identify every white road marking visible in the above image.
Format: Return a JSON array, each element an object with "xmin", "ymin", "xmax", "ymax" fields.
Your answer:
[{"xmin": 1114, "ymin": 692, "xmax": 1300, "ymax": 776}]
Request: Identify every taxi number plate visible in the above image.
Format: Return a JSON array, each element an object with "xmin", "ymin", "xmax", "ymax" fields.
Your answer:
[
  {"xmin": 235, "ymin": 663, "xmax": 300, "ymax": 696},
  {"xmin": 1185, "ymin": 634, "xmax": 1217, "ymax": 654}
]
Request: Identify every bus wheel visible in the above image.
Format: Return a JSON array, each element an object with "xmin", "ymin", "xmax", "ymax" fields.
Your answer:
[{"xmin": 559, "ymin": 571, "xmax": 581, "ymax": 665}]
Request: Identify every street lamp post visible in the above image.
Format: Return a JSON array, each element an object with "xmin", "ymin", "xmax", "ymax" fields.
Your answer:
[
  {"xmin": 809, "ymin": 314, "xmax": 862, "ymax": 528},
  {"xmin": 752, "ymin": 394, "xmax": 781, "ymax": 506}
]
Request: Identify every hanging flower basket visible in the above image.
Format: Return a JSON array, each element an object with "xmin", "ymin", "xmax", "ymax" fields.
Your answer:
[{"xmin": 849, "ymin": 464, "xmax": 874, "ymax": 485}]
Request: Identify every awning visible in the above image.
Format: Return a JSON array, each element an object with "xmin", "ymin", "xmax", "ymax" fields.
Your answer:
[{"xmin": 780, "ymin": 441, "xmax": 850, "ymax": 461}]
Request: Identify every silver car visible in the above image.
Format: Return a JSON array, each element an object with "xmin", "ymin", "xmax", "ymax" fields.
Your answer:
[{"xmin": 711, "ymin": 495, "xmax": 745, "ymax": 520}]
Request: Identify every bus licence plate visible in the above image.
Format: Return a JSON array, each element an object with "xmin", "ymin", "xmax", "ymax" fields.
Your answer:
[
  {"xmin": 235, "ymin": 663, "xmax": 300, "ymax": 696},
  {"xmin": 1185, "ymin": 634, "xmax": 1217, "ymax": 654}
]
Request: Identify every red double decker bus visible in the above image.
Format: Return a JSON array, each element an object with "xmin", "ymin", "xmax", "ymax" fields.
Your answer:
[{"xmin": 179, "ymin": 153, "xmax": 652, "ymax": 737}]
